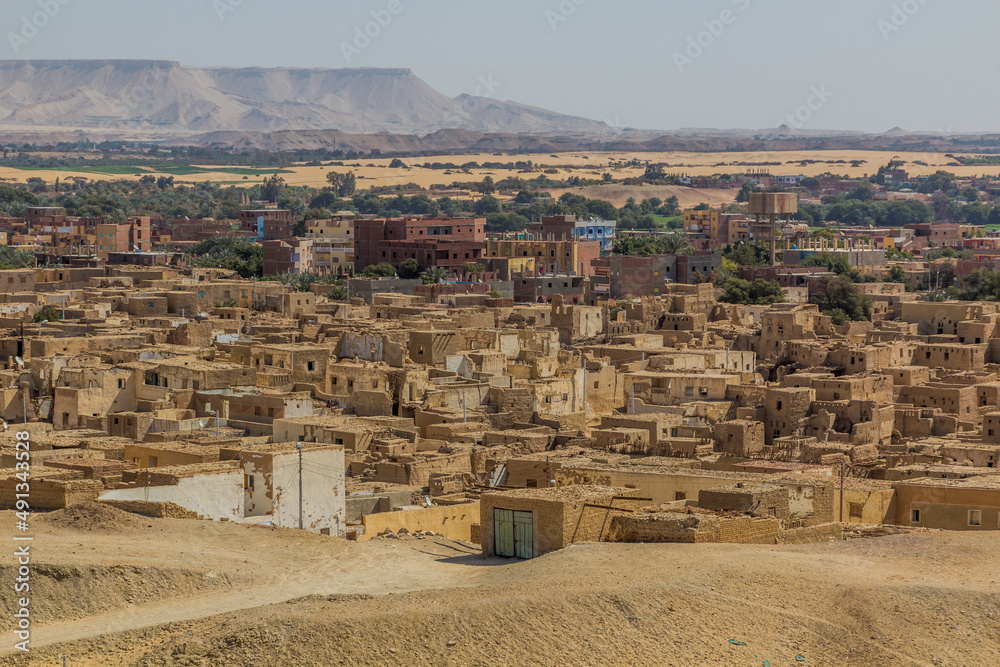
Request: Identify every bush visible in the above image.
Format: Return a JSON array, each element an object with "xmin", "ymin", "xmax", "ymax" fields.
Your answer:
[
  {"xmin": 33, "ymin": 306, "xmax": 61, "ymax": 322},
  {"xmin": 397, "ymin": 258, "xmax": 421, "ymax": 279},
  {"xmin": 359, "ymin": 263, "xmax": 396, "ymax": 278},
  {"xmin": 720, "ymin": 278, "xmax": 785, "ymax": 305}
]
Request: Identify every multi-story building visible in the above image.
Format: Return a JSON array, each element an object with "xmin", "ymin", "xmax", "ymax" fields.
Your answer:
[
  {"xmin": 169, "ymin": 218, "xmax": 244, "ymax": 242},
  {"xmin": 26, "ymin": 207, "xmax": 69, "ymax": 229},
  {"xmin": 719, "ymin": 213, "xmax": 751, "ymax": 244},
  {"xmin": 239, "ymin": 209, "xmax": 295, "ymax": 241},
  {"xmin": 95, "ymin": 218, "xmax": 151, "ymax": 260},
  {"xmin": 354, "ymin": 217, "xmax": 486, "ymax": 273},
  {"xmin": 485, "ymin": 234, "xmax": 600, "ymax": 278},
  {"xmin": 683, "ymin": 209, "xmax": 720, "ymax": 238},
  {"xmin": 684, "ymin": 209, "xmax": 749, "ymax": 243},
  {"xmin": 906, "ymin": 223, "xmax": 962, "ymax": 248},
  {"xmin": 605, "ymin": 251, "xmax": 722, "ymax": 298},
  {"xmin": 263, "ymin": 238, "xmax": 313, "ymax": 276},
  {"xmin": 527, "ymin": 215, "xmax": 616, "ymax": 254},
  {"xmin": 305, "ymin": 217, "xmax": 355, "ymax": 275}
]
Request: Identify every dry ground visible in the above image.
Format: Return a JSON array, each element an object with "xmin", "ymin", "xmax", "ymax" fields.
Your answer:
[
  {"xmin": 1, "ymin": 149, "xmax": 996, "ymax": 192},
  {"xmin": 1, "ymin": 506, "xmax": 999, "ymax": 666}
]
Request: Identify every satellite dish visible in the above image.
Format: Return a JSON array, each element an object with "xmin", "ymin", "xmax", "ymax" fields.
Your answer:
[{"xmin": 14, "ymin": 357, "xmax": 23, "ymax": 367}]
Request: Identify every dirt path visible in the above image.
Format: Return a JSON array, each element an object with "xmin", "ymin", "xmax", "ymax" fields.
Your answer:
[
  {"xmin": 5, "ymin": 511, "xmax": 1000, "ymax": 666},
  {"xmin": 0, "ymin": 511, "xmax": 488, "ymax": 656}
]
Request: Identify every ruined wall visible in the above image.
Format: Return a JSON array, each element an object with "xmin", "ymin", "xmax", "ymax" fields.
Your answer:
[
  {"xmin": 359, "ymin": 502, "xmax": 479, "ymax": 542},
  {"xmin": 608, "ymin": 513, "xmax": 780, "ymax": 544},
  {"xmin": 0, "ymin": 477, "xmax": 102, "ymax": 509}
]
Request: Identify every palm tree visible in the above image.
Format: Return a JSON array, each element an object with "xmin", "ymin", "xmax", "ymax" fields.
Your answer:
[
  {"xmin": 661, "ymin": 231, "xmax": 692, "ymax": 255},
  {"xmin": 325, "ymin": 287, "xmax": 349, "ymax": 301},
  {"xmin": 420, "ymin": 266, "xmax": 449, "ymax": 284}
]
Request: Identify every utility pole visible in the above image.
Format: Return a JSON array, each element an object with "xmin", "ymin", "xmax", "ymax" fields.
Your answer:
[
  {"xmin": 297, "ymin": 443, "xmax": 304, "ymax": 530},
  {"xmin": 462, "ymin": 391, "xmax": 467, "ymax": 423},
  {"xmin": 839, "ymin": 462, "xmax": 845, "ymax": 523}
]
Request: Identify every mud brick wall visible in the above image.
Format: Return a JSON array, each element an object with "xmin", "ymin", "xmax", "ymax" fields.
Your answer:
[
  {"xmin": 780, "ymin": 523, "xmax": 843, "ymax": 544},
  {"xmin": 0, "ymin": 478, "xmax": 102, "ymax": 510},
  {"xmin": 717, "ymin": 515, "xmax": 780, "ymax": 544},
  {"xmin": 488, "ymin": 387, "xmax": 535, "ymax": 423},
  {"xmin": 699, "ymin": 486, "xmax": 790, "ymax": 522},
  {"xmin": 99, "ymin": 499, "xmax": 205, "ymax": 520},
  {"xmin": 608, "ymin": 514, "xmax": 715, "ymax": 543},
  {"xmin": 609, "ymin": 513, "xmax": 779, "ymax": 544}
]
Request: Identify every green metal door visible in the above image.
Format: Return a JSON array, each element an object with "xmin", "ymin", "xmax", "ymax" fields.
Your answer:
[
  {"xmin": 513, "ymin": 511, "xmax": 533, "ymax": 559},
  {"xmin": 494, "ymin": 508, "xmax": 514, "ymax": 557}
]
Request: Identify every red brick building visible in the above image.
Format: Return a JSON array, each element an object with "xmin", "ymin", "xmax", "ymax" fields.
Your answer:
[
  {"xmin": 170, "ymin": 218, "xmax": 246, "ymax": 242},
  {"xmin": 263, "ymin": 238, "xmax": 313, "ymax": 276},
  {"xmin": 354, "ymin": 217, "xmax": 486, "ymax": 272},
  {"xmin": 95, "ymin": 217, "xmax": 151, "ymax": 259},
  {"xmin": 239, "ymin": 210, "xmax": 295, "ymax": 241}
]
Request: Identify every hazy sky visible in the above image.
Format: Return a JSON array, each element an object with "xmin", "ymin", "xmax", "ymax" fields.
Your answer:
[{"xmin": 3, "ymin": 0, "xmax": 997, "ymax": 133}]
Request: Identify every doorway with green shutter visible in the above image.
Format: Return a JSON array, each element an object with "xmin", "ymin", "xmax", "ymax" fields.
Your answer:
[{"xmin": 493, "ymin": 508, "xmax": 533, "ymax": 559}]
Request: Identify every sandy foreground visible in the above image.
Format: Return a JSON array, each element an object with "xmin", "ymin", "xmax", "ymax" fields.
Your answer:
[{"xmin": 0, "ymin": 505, "xmax": 997, "ymax": 666}]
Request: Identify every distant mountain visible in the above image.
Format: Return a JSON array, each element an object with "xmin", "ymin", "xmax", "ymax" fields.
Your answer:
[{"xmin": 0, "ymin": 60, "xmax": 608, "ymax": 136}]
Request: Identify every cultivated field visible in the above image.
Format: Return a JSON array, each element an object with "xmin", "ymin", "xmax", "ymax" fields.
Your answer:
[{"xmin": 2, "ymin": 150, "xmax": 998, "ymax": 194}]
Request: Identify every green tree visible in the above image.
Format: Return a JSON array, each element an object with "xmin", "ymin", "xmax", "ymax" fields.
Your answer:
[
  {"xmin": 917, "ymin": 171, "xmax": 959, "ymax": 196},
  {"xmin": 0, "ymin": 247, "xmax": 35, "ymax": 269},
  {"xmin": 613, "ymin": 232, "xmax": 691, "ymax": 256},
  {"xmin": 326, "ymin": 171, "xmax": 357, "ymax": 197},
  {"xmin": 480, "ymin": 176, "xmax": 496, "ymax": 195},
  {"xmin": 800, "ymin": 176, "xmax": 821, "ymax": 192},
  {"xmin": 723, "ymin": 242, "xmax": 768, "ymax": 266},
  {"xmin": 189, "ymin": 236, "xmax": 263, "ymax": 279},
  {"xmin": 949, "ymin": 267, "xmax": 1000, "ymax": 301},
  {"xmin": 809, "ymin": 275, "xmax": 872, "ymax": 322},
  {"xmin": 260, "ymin": 174, "xmax": 285, "ymax": 203},
  {"xmin": 800, "ymin": 252, "xmax": 859, "ymax": 280},
  {"xmin": 735, "ymin": 182, "xmax": 760, "ymax": 202},
  {"xmin": 325, "ymin": 287, "xmax": 349, "ymax": 301},
  {"xmin": 885, "ymin": 264, "xmax": 908, "ymax": 284},
  {"xmin": 397, "ymin": 258, "xmax": 421, "ymax": 279},
  {"xmin": 720, "ymin": 278, "xmax": 786, "ymax": 305},
  {"xmin": 473, "ymin": 195, "xmax": 502, "ymax": 216},
  {"xmin": 359, "ymin": 263, "xmax": 397, "ymax": 278}
]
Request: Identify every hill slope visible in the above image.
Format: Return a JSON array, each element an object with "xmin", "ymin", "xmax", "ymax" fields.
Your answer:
[{"xmin": 0, "ymin": 60, "xmax": 607, "ymax": 135}]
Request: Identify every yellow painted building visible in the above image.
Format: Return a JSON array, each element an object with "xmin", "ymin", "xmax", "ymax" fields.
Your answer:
[
  {"xmin": 305, "ymin": 219, "xmax": 355, "ymax": 275},
  {"xmin": 486, "ymin": 236, "xmax": 598, "ymax": 276},
  {"xmin": 683, "ymin": 209, "xmax": 720, "ymax": 238}
]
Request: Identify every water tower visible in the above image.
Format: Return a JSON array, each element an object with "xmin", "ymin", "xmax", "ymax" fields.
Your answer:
[{"xmin": 749, "ymin": 192, "xmax": 798, "ymax": 267}]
